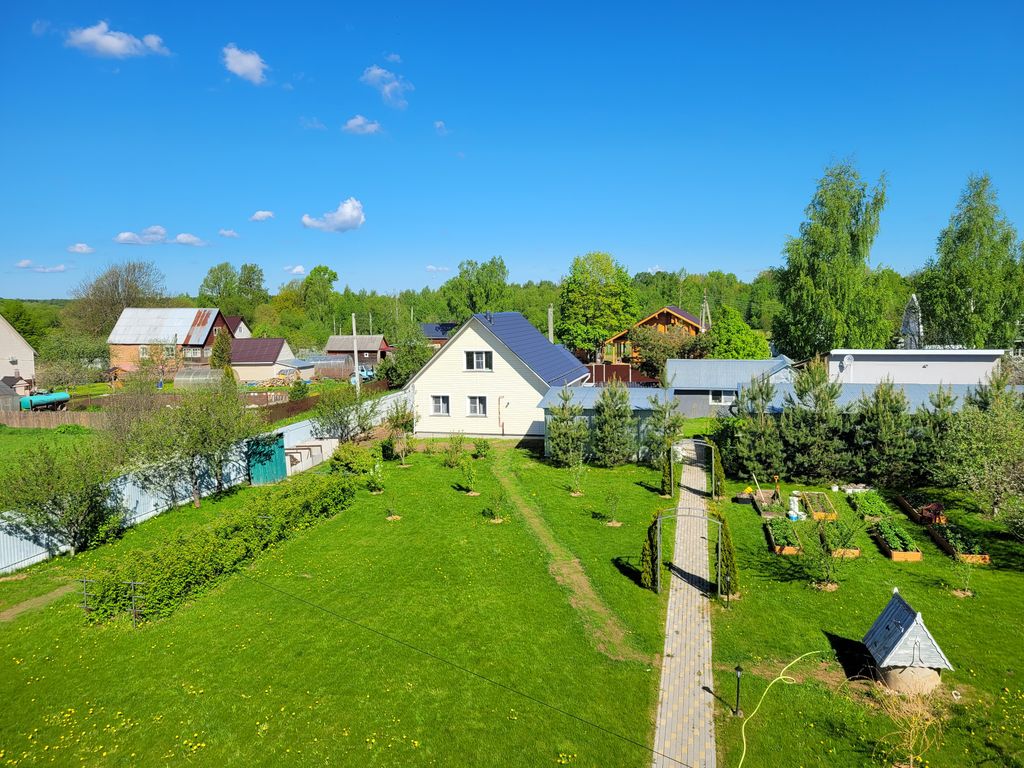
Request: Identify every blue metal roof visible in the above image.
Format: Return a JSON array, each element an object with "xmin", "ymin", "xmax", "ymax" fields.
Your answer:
[
  {"xmin": 420, "ymin": 322, "xmax": 459, "ymax": 339},
  {"xmin": 539, "ymin": 386, "xmax": 672, "ymax": 411},
  {"xmin": 665, "ymin": 355, "xmax": 793, "ymax": 390},
  {"xmin": 760, "ymin": 382, "xmax": 1007, "ymax": 413},
  {"xmin": 473, "ymin": 312, "xmax": 589, "ymax": 386}
]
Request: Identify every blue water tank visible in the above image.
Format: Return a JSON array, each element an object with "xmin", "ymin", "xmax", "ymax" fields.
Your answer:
[{"xmin": 20, "ymin": 392, "xmax": 71, "ymax": 411}]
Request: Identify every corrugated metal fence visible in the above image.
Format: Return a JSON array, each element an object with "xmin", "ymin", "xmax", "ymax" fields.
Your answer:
[{"xmin": 0, "ymin": 389, "xmax": 411, "ymax": 574}]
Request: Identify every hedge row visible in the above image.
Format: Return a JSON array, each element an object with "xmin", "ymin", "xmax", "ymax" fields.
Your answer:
[{"xmin": 86, "ymin": 472, "xmax": 356, "ymax": 622}]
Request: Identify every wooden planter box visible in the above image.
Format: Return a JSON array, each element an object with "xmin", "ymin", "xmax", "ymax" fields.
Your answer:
[
  {"xmin": 928, "ymin": 527, "xmax": 990, "ymax": 565},
  {"xmin": 765, "ymin": 523, "xmax": 802, "ymax": 555},
  {"xmin": 875, "ymin": 534, "xmax": 922, "ymax": 562},
  {"xmin": 818, "ymin": 530, "xmax": 860, "ymax": 558},
  {"xmin": 802, "ymin": 492, "xmax": 838, "ymax": 521},
  {"xmin": 752, "ymin": 491, "xmax": 781, "ymax": 518},
  {"xmin": 896, "ymin": 495, "xmax": 948, "ymax": 525}
]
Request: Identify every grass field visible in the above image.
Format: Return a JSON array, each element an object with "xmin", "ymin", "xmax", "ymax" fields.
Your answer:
[
  {"xmin": 0, "ymin": 424, "xmax": 96, "ymax": 456},
  {"xmin": 0, "ymin": 445, "xmax": 674, "ymax": 766},
  {"xmin": 709, "ymin": 479, "xmax": 1024, "ymax": 768}
]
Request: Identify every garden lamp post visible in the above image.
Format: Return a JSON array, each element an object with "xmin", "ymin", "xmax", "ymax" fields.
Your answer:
[
  {"xmin": 734, "ymin": 665, "xmax": 743, "ymax": 717},
  {"xmin": 725, "ymin": 575, "xmax": 731, "ymax": 606}
]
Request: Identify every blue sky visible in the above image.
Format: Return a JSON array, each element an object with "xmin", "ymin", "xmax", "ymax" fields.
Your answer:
[{"xmin": 2, "ymin": 1, "xmax": 1022, "ymax": 299}]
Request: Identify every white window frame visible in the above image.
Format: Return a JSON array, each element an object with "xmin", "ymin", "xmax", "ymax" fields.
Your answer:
[
  {"xmin": 464, "ymin": 350, "xmax": 493, "ymax": 371},
  {"xmin": 430, "ymin": 395, "xmax": 451, "ymax": 416},
  {"xmin": 467, "ymin": 395, "xmax": 488, "ymax": 417},
  {"xmin": 709, "ymin": 389, "xmax": 737, "ymax": 405},
  {"xmin": 138, "ymin": 345, "xmax": 150, "ymax": 359},
  {"xmin": 184, "ymin": 347, "xmax": 202, "ymax": 359}
]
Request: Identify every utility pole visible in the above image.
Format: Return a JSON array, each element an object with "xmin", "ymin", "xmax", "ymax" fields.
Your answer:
[
  {"xmin": 369, "ymin": 311, "xmax": 373, "ymax": 335},
  {"xmin": 352, "ymin": 313, "xmax": 360, "ymax": 397}
]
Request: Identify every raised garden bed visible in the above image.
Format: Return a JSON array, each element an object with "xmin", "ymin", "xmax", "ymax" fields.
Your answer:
[
  {"xmin": 849, "ymin": 490, "xmax": 892, "ymax": 521},
  {"xmin": 752, "ymin": 490, "xmax": 785, "ymax": 518},
  {"xmin": 801, "ymin": 491, "xmax": 838, "ymax": 521},
  {"xmin": 929, "ymin": 524, "xmax": 990, "ymax": 565},
  {"xmin": 765, "ymin": 518, "xmax": 802, "ymax": 555},
  {"xmin": 896, "ymin": 495, "xmax": 948, "ymax": 525},
  {"xmin": 874, "ymin": 519, "xmax": 922, "ymax": 562},
  {"xmin": 820, "ymin": 521, "xmax": 861, "ymax": 559}
]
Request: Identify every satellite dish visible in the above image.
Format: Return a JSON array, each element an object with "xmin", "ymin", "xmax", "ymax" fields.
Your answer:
[{"xmin": 842, "ymin": 354, "xmax": 854, "ymax": 371}]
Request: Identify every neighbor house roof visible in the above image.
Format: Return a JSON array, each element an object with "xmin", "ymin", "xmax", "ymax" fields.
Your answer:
[
  {"xmin": 230, "ymin": 337, "xmax": 286, "ymax": 364},
  {"xmin": 107, "ymin": 308, "xmax": 222, "ymax": 346},
  {"xmin": 420, "ymin": 322, "xmax": 459, "ymax": 340},
  {"xmin": 473, "ymin": 312, "xmax": 589, "ymax": 386},
  {"xmin": 224, "ymin": 316, "xmax": 248, "ymax": 335},
  {"xmin": 666, "ymin": 355, "xmax": 793, "ymax": 391},
  {"xmin": 863, "ymin": 588, "xmax": 953, "ymax": 671},
  {"xmin": 606, "ymin": 305, "xmax": 704, "ymax": 344},
  {"xmin": 539, "ymin": 386, "xmax": 672, "ymax": 411},
  {"xmin": 830, "ymin": 348, "xmax": 1005, "ymax": 358},
  {"xmin": 759, "ymin": 381, "xmax": 1019, "ymax": 414},
  {"xmin": 325, "ymin": 334, "xmax": 387, "ymax": 352}
]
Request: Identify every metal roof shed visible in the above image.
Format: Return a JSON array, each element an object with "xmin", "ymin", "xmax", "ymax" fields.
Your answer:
[{"xmin": 863, "ymin": 588, "xmax": 952, "ymax": 693}]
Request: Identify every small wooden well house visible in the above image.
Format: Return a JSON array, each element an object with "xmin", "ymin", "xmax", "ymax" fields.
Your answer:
[{"xmin": 863, "ymin": 588, "xmax": 953, "ymax": 694}]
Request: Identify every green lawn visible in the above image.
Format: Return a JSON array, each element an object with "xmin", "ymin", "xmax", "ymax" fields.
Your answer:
[
  {"xmin": 0, "ymin": 425, "xmax": 96, "ymax": 457},
  {"xmin": 709, "ymin": 478, "xmax": 1024, "ymax": 768},
  {"xmin": 0, "ymin": 446, "xmax": 673, "ymax": 766}
]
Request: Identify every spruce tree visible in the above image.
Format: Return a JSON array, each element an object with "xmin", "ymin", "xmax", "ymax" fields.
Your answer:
[
  {"xmin": 546, "ymin": 386, "xmax": 590, "ymax": 466},
  {"xmin": 644, "ymin": 390, "xmax": 686, "ymax": 494},
  {"xmin": 591, "ymin": 380, "xmax": 636, "ymax": 467},
  {"xmin": 639, "ymin": 515, "xmax": 659, "ymax": 591},
  {"xmin": 718, "ymin": 375, "xmax": 785, "ymax": 480},
  {"xmin": 780, "ymin": 359, "xmax": 850, "ymax": 482},
  {"xmin": 912, "ymin": 386, "xmax": 958, "ymax": 485},
  {"xmin": 851, "ymin": 379, "xmax": 915, "ymax": 487},
  {"xmin": 210, "ymin": 329, "xmax": 232, "ymax": 369}
]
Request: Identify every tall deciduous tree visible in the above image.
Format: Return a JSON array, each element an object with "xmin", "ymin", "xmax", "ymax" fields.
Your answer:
[
  {"xmin": 917, "ymin": 175, "xmax": 1024, "ymax": 348},
  {"xmin": 375, "ymin": 328, "xmax": 434, "ymax": 388},
  {"xmin": 237, "ymin": 264, "xmax": 270, "ymax": 318},
  {"xmin": 66, "ymin": 261, "xmax": 166, "ymax": 336},
  {"xmin": 627, "ymin": 324, "xmax": 697, "ymax": 378},
  {"xmin": 773, "ymin": 163, "xmax": 887, "ymax": 359},
  {"xmin": 699, "ymin": 305, "xmax": 771, "ymax": 359},
  {"xmin": 557, "ymin": 252, "xmax": 641, "ymax": 358},
  {"xmin": 441, "ymin": 257, "xmax": 509, "ymax": 318},
  {"xmin": 546, "ymin": 386, "xmax": 590, "ymax": 466},
  {"xmin": 591, "ymin": 380, "xmax": 636, "ymax": 467},
  {"xmin": 198, "ymin": 263, "xmax": 240, "ymax": 310},
  {"xmin": 302, "ymin": 265, "xmax": 339, "ymax": 327}
]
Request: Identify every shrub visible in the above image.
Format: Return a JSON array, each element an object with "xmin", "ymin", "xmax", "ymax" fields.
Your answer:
[
  {"xmin": 639, "ymin": 515, "xmax": 659, "ymax": 590},
  {"xmin": 55, "ymin": 423, "xmax": 90, "ymax": 436},
  {"xmin": 380, "ymin": 436, "xmax": 397, "ymax": 461},
  {"xmin": 288, "ymin": 379, "xmax": 310, "ymax": 402},
  {"xmin": 366, "ymin": 461, "xmax": 385, "ymax": 493},
  {"xmin": 716, "ymin": 512, "xmax": 739, "ymax": 594},
  {"xmin": 932, "ymin": 523, "xmax": 985, "ymax": 555},
  {"xmin": 710, "ymin": 440, "xmax": 726, "ymax": 499},
  {"xmin": 443, "ymin": 432, "xmax": 466, "ymax": 468},
  {"xmin": 87, "ymin": 473, "xmax": 356, "ymax": 621},
  {"xmin": 473, "ymin": 438, "xmax": 492, "ymax": 460},
  {"xmin": 850, "ymin": 491, "xmax": 891, "ymax": 518},
  {"xmin": 329, "ymin": 442, "xmax": 376, "ymax": 476},
  {"xmin": 876, "ymin": 519, "xmax": 919, "ymax": 552},
  {"xmin": 460, "ymin": 455, "xmax": 477, "ymax": 493}
]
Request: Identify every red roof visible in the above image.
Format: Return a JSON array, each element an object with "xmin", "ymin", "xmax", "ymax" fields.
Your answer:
[
  {"xmin": 224, "ymin": 316, "xmax": 246, "ymax": 335},
  {"xmin": 230, "ymin": 337, "xmax": 285, "ymax": 364}
]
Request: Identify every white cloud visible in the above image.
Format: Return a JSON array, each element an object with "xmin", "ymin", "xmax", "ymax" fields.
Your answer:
[
  {"xmin": 360, "ymin": 65, "xmax": 413, "ymax": 108},
  {"xmin": 218, "ymin": 228, "xmax": 239, "ymax": 238},
  {"xmin": 425, "ymin": 265, "xmax": 450, "ymax": 273},
  {"xmin": 301, "ymin": 198, "xmax": 366, "ymax": 233},
  {"xmin": 66, "ymin": 21, "xmax": 170, "ymax": 58},
  {"xmin": 31, "ymin": 20, "xmax": 50, "ymax": 36},
  {"xmin": 16, "ymin": 259, "xmax": 67, "ymax": 273},
  {"xmin": 342, "ymin": 114, "xmax": 381, "ymax": 135},
  {"xmin": 114, "ymin": 224, "xmax": 166, "ymax": 245},
  {"xmin": 250, "ymin": 210, "xmax": 274, "ymax": 222},
  {"xmin": 385, "ymin": 52, "xmax": 402, "ymax": 63},
  {"xmin": 434, "ymin": 120, "xmax": 449, "ymax": 136},
  {"xmin": 173, "ymin": 233, "xmax": 205, "ymax": 246},
  {"xmin": 284, "ymin": 265, "xmax": 305, "ymax": 275},
  {"xmin": 223, "ymin": 43, "xmax": 268, "ymax": 85},
  {"xmin": 67, "ymin": 243, "xmax": 94, "ymax": 254},
  {"xmin": 299, "ymin": 116, "xmax": 326, "ymax": 130}
]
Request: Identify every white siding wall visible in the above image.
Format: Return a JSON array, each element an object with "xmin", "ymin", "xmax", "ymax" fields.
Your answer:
[
  {"xmin": 231, "ymin": 342, "xmax": 295, "ymax": 383},
  {"xmin": 0, "ymin": 315, "xmax": 35, "ymax": 382},
  {"xmin": 828, "ymin": 351, "xmax": 1003, "ymax": 385},
  {"xmin": 412, "ymin": 322, "xmax": 547, "ymax": 438}
]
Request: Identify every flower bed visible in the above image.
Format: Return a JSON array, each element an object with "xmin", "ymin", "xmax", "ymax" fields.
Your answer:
[
  {"xmin": 820, "ymin": 521, "xmax": 861, "ymax": 559},
  {"xmin": 765, "ymin": 518, "xmax": 802, "ymax": 555},
  {"xmin": 801, "ymin": 491, "xmax": 838, "ymax": 521},
  {"xmin": 895, "ymin": 494, "xmax": 948, "ymax": 525},
  {"xmin": 849, "ymin": 490, "xmax": 892, "ymax": 521},
  {"xmin": 929, "ymin": 523, "xmax": 990, "ymax": 565},
  {"xmin": 874, "ymin": 519, "xmax": 922, "ymax": 562}
]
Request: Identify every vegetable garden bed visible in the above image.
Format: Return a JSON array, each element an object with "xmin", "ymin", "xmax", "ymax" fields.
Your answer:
[
  {"xmin": 752, "ymin": 490, "xmax": 783, "ymax": 518},
  {"xmin": 895, "ymin": 494, "xmax": 948, "ymax": 525},
  {"xmin": 765, "ymin": 518, "xmax": 802, "ymax": 555},
  {"xmin": 801, "ymin": 491, "xmax": 838, "ymax": 521},
  {"xmin": 819, "ymin": 522, "xmax": 860, "ymax": 559},
  {"xmin": 848, "ymin": 490, "xmax": 891, "ymax": 521},
  {"xmin": 929, "ymin": 524, "xmax": 990, "ymax": 565},
  {"xmin": 873, "ymin": 519, "xmax": 922, "ymax": 562}
]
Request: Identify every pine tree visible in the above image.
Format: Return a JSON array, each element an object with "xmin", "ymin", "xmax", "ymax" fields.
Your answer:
[
  {"xmin": 546, "ymin": 386, "xmax": 590, "ymax": 466},
  {"xmin": 780, "ymin": 359, "xmax": 850, "ymax": 482},
  {"xmin": 912, "ymin": 386, "xmax": 958, "ymax": 485},
  {"xmin": 591, "ymin": 380, "xmax": 636, "ymax": 467},
  {"xmin": 718, "ymin": 375, "xmax": 785, "ymax": 480},
  {"xmin": 210, "ymin": 329, "xmax": 232, "ymax": 369},
  {"xmin": 850, "ymin": 379, "xmax": 915, "ymax": 487},
  {"xmin": 644, "ymin": 389, "xmax": 686, "ymax": 495}
]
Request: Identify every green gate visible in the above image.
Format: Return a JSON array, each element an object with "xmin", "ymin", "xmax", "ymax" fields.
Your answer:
[{"xmin": 248, "ymin": 434, "xmax": 286, "ymax": 485}]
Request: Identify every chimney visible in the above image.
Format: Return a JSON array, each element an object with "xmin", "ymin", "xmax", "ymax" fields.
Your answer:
[{"xmin": 547, "ymin": 304, "xmax": 554, "ymax": 343}]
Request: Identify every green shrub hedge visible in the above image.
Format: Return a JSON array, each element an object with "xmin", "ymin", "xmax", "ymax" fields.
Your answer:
[{"xmin": 86, "ymin": 473, "xmax": 356, "ymax": 623}]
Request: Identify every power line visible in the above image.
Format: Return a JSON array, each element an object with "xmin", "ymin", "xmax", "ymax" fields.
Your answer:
[{"xmin": 237, "ymin": 572, "xmax": 694, "ymax": 768}]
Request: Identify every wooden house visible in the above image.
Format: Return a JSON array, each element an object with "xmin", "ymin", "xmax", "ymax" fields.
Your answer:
[{"xmin": 603, "ymin": 305, "xmax": 703, "ymax": 364}]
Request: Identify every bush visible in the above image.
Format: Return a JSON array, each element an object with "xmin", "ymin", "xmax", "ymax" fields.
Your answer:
[
  {"xmin": 639, "ymin": 515, "xmax": 659, "ymax": 590},
  {"xmin": 710, "ymin": 441, "xmax": 726, "ymax": 499},
  {"xmin": 288, "ymin": 379, "xmax": 310, "ymax": 402},
  {"xmin": 366, "ymin": 461, "xmax": 385, "ymax": 493},
  {"xmin": 460, "ymin": 455, "xmax": 477, "ymax": 493},
  {"xmin": 329, "ymin": 442, "xmax": 376, "ymax": 476},
  {"xmin": 380, "ymin": 437, "xmax": 397, "ymax": 461},
  {"xmin": 443, "ymin": 433, "xmax": 466, "ymax": 468},
  {"xmin": 932, "ymin": 523, "xmax": 985, "ymax": 555},
  {"xmin": 55, "ymin": 424, "xmax": 90, "ymax": 436},
  {"xmin": 716, "ymin": 512, "xmax": 739, "ymax": 594},
  {"xmin": 473, "ymin": 438, "xmax": 492, "ymax": 460},
  {"xmin": 87, "ymin": 473, "xmax": 356, "ymax": 621}
]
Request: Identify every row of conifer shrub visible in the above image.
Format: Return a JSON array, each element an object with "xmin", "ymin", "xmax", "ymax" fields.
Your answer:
[{"xmin": 85, "ymin": 472, "xmax": 356, "ymax": 622}]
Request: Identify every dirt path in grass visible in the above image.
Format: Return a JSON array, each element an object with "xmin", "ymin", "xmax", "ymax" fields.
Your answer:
[
  {"xmin": 492, "ymin": 451, "xmax": 652, "ymax": 664},
  {"xmin": 0, "ymin": 583, "xmax": 76, "ymax": 622}
]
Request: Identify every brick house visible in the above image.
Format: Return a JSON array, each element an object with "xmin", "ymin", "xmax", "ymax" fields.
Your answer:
[{"xmin": 107, "ymin": 308, "xmax": 232, "ymax": 372}]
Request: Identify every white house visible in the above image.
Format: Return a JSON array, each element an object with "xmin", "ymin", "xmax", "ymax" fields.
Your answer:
[
  {"xmin": 829, "ymin": 349, "xmax": 1005, "ymax": 386},
  {"xmin": 230, "ymin": 337, "xmax": 295, "ymax": 383},
  {"xmin": 0, "ymin": 311, "xmax": 35, "ymax": 389},
  {"xmin": 407, "ymin": 312, "xmax": 589, "ymax": 439}
]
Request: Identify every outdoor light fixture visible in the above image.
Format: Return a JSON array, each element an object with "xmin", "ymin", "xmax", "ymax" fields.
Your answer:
[
  {"xmin": 725, "ymin": 575, "xmax": 731, "ymax": 607},
  {"xmin": 734, "ymin": 665, "xmax": 744, "ymax": 717}
]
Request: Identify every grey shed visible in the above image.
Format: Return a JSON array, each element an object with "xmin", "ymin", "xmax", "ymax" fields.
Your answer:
[{"xmin": 863, "ymin": 588, "xmax": 952, "ymax": 693}]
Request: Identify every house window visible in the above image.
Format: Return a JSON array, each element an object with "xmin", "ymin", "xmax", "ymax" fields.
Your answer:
[
  {"xmin": 203, "ymin": 348, "xmax": 211, "ymax": 357},
  {"xmin": 709, "ymin": 390, "xmax": 737, "ymax": 405},
  {"xmin": 431, "ymin": 395, "xmax": 450, "ymax": 416},
  {"xmin": 163, "ymin": 345, "xmax": 175, "ymax": 358},
  {"xmin": 465, "ymin": 351, "xmax": 493, "ymax": 371},
  {"xmin": 138, "ymin": 345, "xmax": 150, "ymax": 359},
  {"xmin": 184, "ymin": 347, "xmax": 202, "ymax": 359},
  {"xmin": 468, "ymin": 396, "xmax": 487, "ymax": 417}
]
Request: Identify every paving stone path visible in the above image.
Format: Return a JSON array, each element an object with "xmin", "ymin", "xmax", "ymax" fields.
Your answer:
[{"xmin": 652, "ymin": 440, "xmax": 716, "ymax": 768}]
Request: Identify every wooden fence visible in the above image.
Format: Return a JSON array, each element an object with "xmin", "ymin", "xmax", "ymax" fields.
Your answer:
[{"xmin": 0, "ymin": 411, "xmax": 107, "ymax": 429}]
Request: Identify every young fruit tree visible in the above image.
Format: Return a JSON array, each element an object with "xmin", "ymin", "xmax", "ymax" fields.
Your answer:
[{"xmin": 312, "ymin": 382, "xmax": 380, "ymax": 443}]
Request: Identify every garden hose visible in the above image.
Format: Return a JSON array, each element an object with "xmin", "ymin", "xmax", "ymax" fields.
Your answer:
[{"xmin": 736, "ymin": 651, "xmax": 823, "ymax": 768}]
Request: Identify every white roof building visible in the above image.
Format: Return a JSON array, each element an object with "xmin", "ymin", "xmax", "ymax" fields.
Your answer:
[{"xmin": 107, "ymin": 308, "xmax": 223, "ymax": 346}]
